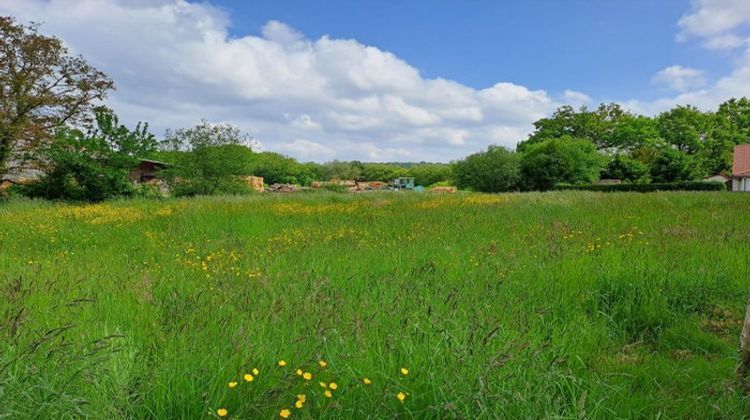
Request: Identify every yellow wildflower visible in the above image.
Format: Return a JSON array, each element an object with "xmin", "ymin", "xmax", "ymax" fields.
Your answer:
[
  {"xmin": 296, "ymin": 394, "xmax": 306, "ymax": 403},
  {"xmin": 319, "ymin": 360, "xmax": 327, "ymax": 368},
  {"xmin": 243, "ymin": 373, "xmax": 254, "ymax": 382},
  {"xmin": 296, "ymin": 369, "xmax": 303, "ymax": 376},
  {"xmin": 278, "ymin": 360, "xmax": 287, "ymax": 367},
  {"xmin": 400, "ymin": 367, "xmax": 409, "ymax": 376},
  {"xmin": 280, "ymin": 408, "xmax": 291, "ymax": 418},
  {"xmin": 295, "ymin": 400, "xmax": 304, "ymax": 409},
  {"xmin": 324, "ymin": 390, "xmax": 332, "ymax": 398},
  {"xmin": 397, "ymin": 392, "xmax": 407, "ymax": 402},
  {"xmin": 217, "ymin": 408, "xmax": 228, "ymax": 417},
  {"xmin": 363, "ymin": 377, "xmax": 372, "ymax": 385},
  {"xmin": 319, "ymin": 382, "xmax": 327, "ymax": 388},
  {"xmin": 252, "ymin": 368, "xmax": 259, "ymax": 375},
  {"xmin": 329, "ymin": 382, "xmax": 338, "ymax": 390},
  {"xmin": 228, "ymin": 381, "xmax": 238, "ymax": 388},
  {"xmin": 302, "ymin": 372, "xmax": 312, "ymax": 380}
]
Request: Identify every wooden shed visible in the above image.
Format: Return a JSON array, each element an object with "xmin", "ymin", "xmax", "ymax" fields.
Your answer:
[{"xmin": 129, "ymin": 159, "xmax": 169, "ymax": 183}]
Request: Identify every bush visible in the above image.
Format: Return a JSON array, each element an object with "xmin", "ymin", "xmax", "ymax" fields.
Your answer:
[
  {"xmin": 649, "ymin": 147, "xmax": 701, "ymax": 183},
  {"xmin": 555, "ymin": 181, "xmax": 726, "ymax": 192},
  {"xmin": 453, "ymin": 145, "xmax": 520, "ymax": 192},
  {"xmin": 520, "ymin": 136, "xmax": 604, "ymax": 191}
]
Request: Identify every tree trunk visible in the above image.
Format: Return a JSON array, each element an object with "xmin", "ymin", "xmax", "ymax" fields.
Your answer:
[{"xmin": 737, "ymin": 297, "xmax": 750, "ymax": 392}]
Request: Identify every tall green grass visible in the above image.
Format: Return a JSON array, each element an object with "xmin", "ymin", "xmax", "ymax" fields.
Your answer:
[{"xmin": 1, "ymin": 191, "xmax": 749, "ymax": 418}]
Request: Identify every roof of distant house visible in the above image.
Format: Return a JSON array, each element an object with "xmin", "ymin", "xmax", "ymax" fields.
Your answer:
[
  {"xmin": 138, "ymin": 159, "xmax": 170, "ymax": 167},
  {"xmin": 733, "ymin": 145, "xmax": 750, "ymax": 176}
]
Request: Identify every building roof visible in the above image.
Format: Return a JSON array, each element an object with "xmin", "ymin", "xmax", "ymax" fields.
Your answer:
[
  {"xmin": 138, "ymin": 158, "xmax": 170, "ymax": 167},
  {"xmin": 733, "ymin": 145, "xmax": 750, "ymax": 177}
]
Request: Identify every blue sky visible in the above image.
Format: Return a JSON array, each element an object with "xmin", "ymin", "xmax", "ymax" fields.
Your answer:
[
  {"xmin": 217, "ymin": 0, "xmax": 724, "ymax": 102},
  {"xmin": 2, "ymin": 0, "xmax": 750, "ymax": 162}
]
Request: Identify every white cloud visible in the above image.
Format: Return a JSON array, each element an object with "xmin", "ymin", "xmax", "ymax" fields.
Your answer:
[
  {"xmin": 678, "ymin": 0, "xmax": 750, "ymax": 40},
  {"xmin": 651, "ymin": 65, "xmax": 706, "ymax": 92},
  {"xmin": 563, "ymin": 90, "xmax": 591, "ymax": 107},
  {"xmin": 0, "ymin": 0, "xmax": 571, "ymax": 162},
  {"xmin": 276, "ymin": 139, "xmax": 336, "ymax": 161},
  {"xmin": 702, "ymin": 33, "xmax": 745, "ymax": 50}
]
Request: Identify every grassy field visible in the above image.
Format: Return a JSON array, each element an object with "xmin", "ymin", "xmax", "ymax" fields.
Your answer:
[{"xmin": 2, "ymin": 191, "xmax": 750, "ymax": 419}]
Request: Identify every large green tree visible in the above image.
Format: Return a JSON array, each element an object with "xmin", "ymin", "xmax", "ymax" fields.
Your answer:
[
  {"xmin": 0, "ymin": 17, "xmax": 113, "ymax": 172},
  {"xmin": 520, "ymin": 136, "xmax": 604, "ymax": 190},
  {"xmin": 161, "ymin": 122, "xmax": 254, "ymax": 195},
  {"xmin": 518, "ymin": 103, "xmax": 630, "ymax": 151},
  {"xmin": 656, "ymin": 105, "xmax": 713, "ymax": 154},
  {"xmin": 703, "ymin": 98, "xmax": 750, "ymax": 174}
]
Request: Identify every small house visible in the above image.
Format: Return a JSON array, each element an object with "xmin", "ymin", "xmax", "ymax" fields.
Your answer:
[
  {"xmin": 129, "ymin": 159, "xmax": 169, "ymax": 184},
  {"xmin": 732, "ymin": 145, "xmax": 750, "ymax": 192}
]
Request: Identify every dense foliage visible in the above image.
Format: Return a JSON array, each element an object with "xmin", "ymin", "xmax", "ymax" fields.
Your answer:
[
  {"xmin": 519, "ymin": 136, "xmax": 604, "ymax": 190},
  {"xmin": 452, "ymin": 146, "xmax": 519, "ymax": 192},
  {"xmin": 160, "ymin": 122, "xmax": 255, "ymax": 196},
  {"xmin": 555, "ymin": 181, "xmax": 726, "ymax": 192},
  {"xmin": 22, "ymin": 108, "xmax": 155, "ymax": 201}
]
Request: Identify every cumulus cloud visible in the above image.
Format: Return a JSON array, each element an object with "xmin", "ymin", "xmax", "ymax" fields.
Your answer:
[
  {"xmin": 678, "ymin": 0, "xmax": 750, "ymax": 41},
  {"xmin": 563, "ymin": 90, "xmax": 591, "ymax": 107},
  {"xmin": 0, "ymin": 0, "xmax": 574, "ymax": 162},
  {"xmin": 651, "ymin": 65, "xmax": 706, "ymax": 92}
]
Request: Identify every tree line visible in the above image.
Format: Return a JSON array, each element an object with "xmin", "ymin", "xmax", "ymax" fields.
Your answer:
[
  {"xmin": 452, "ymin": 100, "xmax": 749, "ymax": 192},
  {"xmin": 2, "ymin": 15, "xmax": 747, "ymax": 201}
]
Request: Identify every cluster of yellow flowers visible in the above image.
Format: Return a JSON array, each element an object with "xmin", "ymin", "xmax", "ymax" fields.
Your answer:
[
  {"xmin": 215, "ymin": 360, "xmax": 412, "ymax": 418},
  {"xmin": 618, "ymin": 227, "xmax": 646, "ymax": 242},
  {"xmin": 179, "ymin": 246, "xmax": 262, "ymax": 280},
  {"xmin": 561, "ymin": 229, "xmax": 584, "ymax": 240}
]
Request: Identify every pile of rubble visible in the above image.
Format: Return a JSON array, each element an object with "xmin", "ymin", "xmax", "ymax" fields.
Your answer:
[{"xmin": 266, "ymin": 183, "xmax": 299, "ymax": 193}]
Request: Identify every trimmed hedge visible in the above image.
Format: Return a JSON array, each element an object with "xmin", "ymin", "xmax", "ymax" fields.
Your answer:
[{"xmin": 555, "ymin": 181, "xmax": 726, "ymax": 192}]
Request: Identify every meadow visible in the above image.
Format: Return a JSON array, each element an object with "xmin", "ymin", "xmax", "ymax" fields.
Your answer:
[{"xmin": 1, "ymin": 191, "xmax": 750, "ymax": 419}]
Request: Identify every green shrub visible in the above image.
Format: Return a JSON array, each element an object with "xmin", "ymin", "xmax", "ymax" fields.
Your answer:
[
  {"xmin": 22, "ymin": 108, "xmax": 156, "ymax": 202},
  {"xmin": 520, "ymin": 136, "xmax": 605, "ymax": 190},
  {"xmin": 555, "ymin": 181, "xmax": 726, "ymax": 192},
  {"xmin": 453, "ymin": 145, "xmax": 520, "ymax": 192}
]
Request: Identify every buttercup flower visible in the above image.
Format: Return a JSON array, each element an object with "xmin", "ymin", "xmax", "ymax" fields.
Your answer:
[
  {"xmin": 243, "ymin": 373, "xmax": 254, "ymax": 382},
  {"xmin": 324, "ymin": 390, "xmax": 332, "ymax": 398},
  {"xmin": 278, "ymin": 360, "xmax": 287, "ymax": 367},
  {"xmin": 296, "ymin": 369, "xmax": 303, "ymax": 376},
  {"xmin": 400, "ymin": 368, "xmax": 409, "ymax": 376},
  {"xmin": 252, "ymin": 368, "xmax": 259, "ymax": 375},
  {"xmin": 280, "ymin": 408, "xmax": 291, "ymax": 418},
  {"xmin": 319, "ymin": 360, "xmax": 327, "ymax": 368},
  {"xmin": 329, "ymin": 382, "xmax": 338, "ymax": 390},
  {"xmin": 397, "ymin": 392, "xmax": 407, "ymax": 402},
  {"xmin": 217, "ymin": 408, "xmax": 228, "ymax": 417},
  {"xmin": 303, "ymin": 372, "xmax": 312, "ymax": 380},
  {"xmin": 228, "ymin": 381, "xmax": 238, "ymax": 388},
  {"xmin": 363, "ymin": 377, "xmax": 372, "ymax": 385}
]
